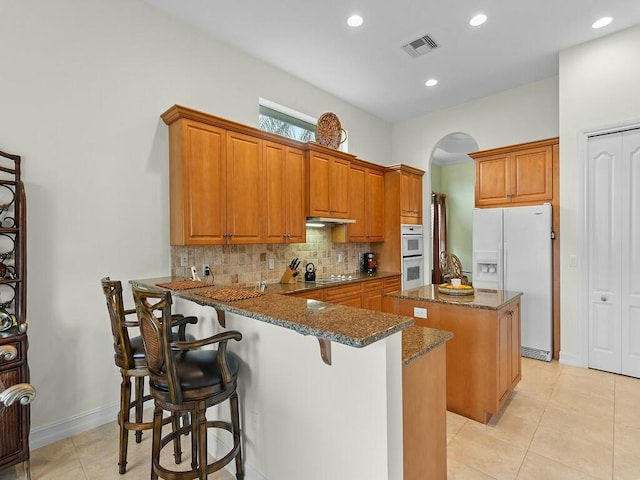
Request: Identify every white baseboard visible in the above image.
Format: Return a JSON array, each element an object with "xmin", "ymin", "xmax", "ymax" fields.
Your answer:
[
  {"xmin": 208, "ymin": 429, "xmax": 266, "ymax": 480},
  {"xmin": 559, "ymin": 351, "xmax": 587, "ymax": 368},
  {"xmin": 30, "ymin": 402, "xmax": 120, "ymax": 450}
]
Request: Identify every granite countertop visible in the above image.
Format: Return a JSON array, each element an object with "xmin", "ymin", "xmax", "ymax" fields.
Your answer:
[
  {"xmin": 267, "ymin": 271, "xmax": 401, "ymax": 296},
  {"xmin": 131, "ymin": 277, "xmax": 413, "ymax": 349},
  {"xmin": 388, "ymin": 284, "xmax": 522, "ymax": 310},
  {"xmin": 401, "ymin": 326, "xmax": 453, "ymax": 367}
]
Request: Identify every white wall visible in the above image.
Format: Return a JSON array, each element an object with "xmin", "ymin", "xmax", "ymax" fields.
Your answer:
[
  {"xmin": 0, "ymin": 0, "xmax": 391, "ymax": 436},
  {"xmin": 558, "ymin": 24, "xmax": 640, "ymax": 365},
  {"xmin": 392, "ymin": 77, "xmax": 559, "ymax": 285},
  {"xmin": 391, "ymin": 76, "xmax": 559, "ymax": 171}
]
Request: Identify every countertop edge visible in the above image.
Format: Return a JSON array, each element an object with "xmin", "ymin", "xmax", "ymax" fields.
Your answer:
[
  {"xmin": 130, "ymin": 277, "xmax": 414, "ymax": 349},
  {"xmin": 402, "ymin": 326, "xmax": 454, "ymax": 367}
]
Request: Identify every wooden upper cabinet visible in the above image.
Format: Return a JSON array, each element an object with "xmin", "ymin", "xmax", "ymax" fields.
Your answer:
[
  {"xmin": 400, "ymin": 170, "xmax": 423, "ymax": 220},
  {"xmin": 472, "ymin": 138, "xmax": 556, "ymax": 207},
  {"xmin": 168, "ymin": 119, "xmax": 227, "ymax": 245},
  {"xmin": 163, "ymin": 109, "xmax": 265, "ymax": 245},
  {"xmin": 264, "ymin": 141, "xmax": 306, "ymax": 243},
  {"xmin": 307, "ymin": 144, "xmax": 355, "ymax": 219},
  {"xmin": 339, "ymin": 162, "xmax": 385, "ymax": 242},
  {"xmin": 225, "ymin": 131, "xmax": 264, "ymax": 244}
]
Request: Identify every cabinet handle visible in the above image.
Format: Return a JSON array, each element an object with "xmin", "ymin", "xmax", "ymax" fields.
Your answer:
[
  {"xmin": 223, "ymin": 233, "xmax": 228, "ymax": 238},
  {"xmin": 601, "ymin": 296, "xmax": 607, "ymax": 302}
]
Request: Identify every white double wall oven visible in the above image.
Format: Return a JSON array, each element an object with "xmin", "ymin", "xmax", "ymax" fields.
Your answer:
[{"xmin": 401, "ymin": 224, "xmax": 425, "ymax": 290}]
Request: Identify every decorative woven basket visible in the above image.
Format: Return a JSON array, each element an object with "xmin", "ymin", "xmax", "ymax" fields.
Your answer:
[{"xmin": 316, "ymin": 112, "xmax": 347, "ymax": 149}]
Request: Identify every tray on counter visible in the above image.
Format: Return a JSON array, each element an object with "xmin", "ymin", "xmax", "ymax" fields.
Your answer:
[{"xmin": 438, "ymin": 284, "xmax": 475, "ymax": 296}]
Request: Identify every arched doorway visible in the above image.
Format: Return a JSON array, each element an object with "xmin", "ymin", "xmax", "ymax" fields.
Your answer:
[{"xmin": 429, "ymin": 132, "xmax": 478, "ymax": 283}]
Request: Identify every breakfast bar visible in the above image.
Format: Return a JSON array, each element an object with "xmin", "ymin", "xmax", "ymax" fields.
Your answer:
[{"xmin": 131, "ymin": 277, "xmax": 452, "ymax": 480}]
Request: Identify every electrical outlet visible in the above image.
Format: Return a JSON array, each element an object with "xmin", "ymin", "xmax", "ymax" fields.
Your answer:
[
  {"xmin": 268, "ymin": 259, "xmax": 275, "ymax": 270},
  {"xmin": 337, "ymin": 253, "xmax": 343, "ymax": 263},
  {"xmin": 180, "ymin": 253, "xmax": 188, "ymax": 267},
  {"xmin": 413, "ymin": 307, "xmax": 427, "ymax": 319},
  {"xmin": 202, "ymin": 264, "xmax": 210, "ymax": 276}
]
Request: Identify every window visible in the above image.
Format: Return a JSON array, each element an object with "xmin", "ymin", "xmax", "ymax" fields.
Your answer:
[{"xmin": 258, "ymin": 100, "xmax": 316, "ymax": 142}]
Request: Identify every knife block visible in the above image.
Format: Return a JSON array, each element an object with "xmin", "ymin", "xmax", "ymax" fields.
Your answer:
[{"xmin": 279, "ymin": 267, "xmax": 298, "ymax": 284}]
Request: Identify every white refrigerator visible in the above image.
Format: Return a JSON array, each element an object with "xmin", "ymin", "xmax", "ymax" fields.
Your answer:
[{"xmin": 472, "ymin": 204, "xmax": 553, "ymax": 361}]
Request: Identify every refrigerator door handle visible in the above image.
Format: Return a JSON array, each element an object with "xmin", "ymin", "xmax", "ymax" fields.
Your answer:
[
  {"xmin": 499, "ymin": 242, "xmax": 505, "ymax": 291},
  {"xmin": 502, "ymin": 242, "xmax": 507, "ymax": 291}
]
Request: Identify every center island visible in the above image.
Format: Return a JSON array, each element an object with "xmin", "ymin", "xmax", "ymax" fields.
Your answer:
[
  {"xmin": 131, "ymin": 277, "xmax": 452, "ymax": 480},
  {"xmin": 387, "ymin": 284, "xmax": 523, "ymax": 424}
]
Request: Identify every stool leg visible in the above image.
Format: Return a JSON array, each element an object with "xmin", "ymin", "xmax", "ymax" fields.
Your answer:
[
  {"xmin": 151, "ymin": 405, "xmax": 163, "ymax": 480},
  {"xmin": 190, "ymin": 413, "xmax": 198, "ymax": 470},
  {"xmin": 230, "ymin": 392, "xmax": 244, "ymax": 480},
  {"xmin": 134, "ymin": 376, "xmax": 144, "ymax": 443},
  {"xmin": 171, "ymin": 414, "xmax": 183, "ymax": 464},
  {"xmin": 118, "ymin": 373, "xmax": 131, "ymax": 474},
  {"xmin": 197, "ymin": 404, "xmax": 208, "ymax": 480}
]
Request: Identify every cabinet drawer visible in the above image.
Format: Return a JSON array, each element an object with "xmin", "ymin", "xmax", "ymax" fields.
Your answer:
[
  {"xmin": 362, "ymin": 280, "xmax": 383, "ymax": 291},
  {"xmin": 383, "ymin": 277, "xmax": 402, "ymax": 294},
  {"xmin": 324, "ymin": 283, "xmax": 362, "ymax": 302},
  {"xmin": 0, "ymin": 341, "xmax": 21, "ymax": 367}
]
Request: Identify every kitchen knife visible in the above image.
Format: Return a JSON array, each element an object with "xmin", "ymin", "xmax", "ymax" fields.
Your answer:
[
  {"xmin": 289, "ymin": 258, "xmax": 296, "ymax": 269},
  {"xmin": 293, "ymin": 259, "xmax": 300, "ymax": 270}
]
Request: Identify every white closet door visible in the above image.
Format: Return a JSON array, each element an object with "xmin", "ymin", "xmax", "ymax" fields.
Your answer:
[
  {"xmin": 622, "ymin": 129, "xmax": 640, "ymax": 377},
  {"xmin": 588, "ymin": 128, "xmax": 640, "ymax": 378},
  {"xmin": 588, "ymin": 133, "xmax": 622, "ymax": 373}
]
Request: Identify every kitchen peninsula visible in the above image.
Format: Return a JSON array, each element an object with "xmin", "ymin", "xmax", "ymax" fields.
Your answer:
[
  {"xmin": 132, "ymin": 278, "xmax": 452, "ymax": 480},
  {"xmin": 388, "ymin": 285, "xmax": 522, "ymax": 424}
]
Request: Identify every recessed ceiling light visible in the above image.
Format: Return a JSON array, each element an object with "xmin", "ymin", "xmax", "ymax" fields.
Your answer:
[
  {"xmin": 347, "ymin": 14, "xmax": 363, "ymax": 28},
  {"xmin": 592, "ymin": 16, "xmax": 612, "ymax": 29},
  {"xmin": 425, "ymin": 79, "xmax": 438, "ymax": 87},
  {"xmin": 469, "ymin": 14, "xmax": 487, "ymax": 27}
]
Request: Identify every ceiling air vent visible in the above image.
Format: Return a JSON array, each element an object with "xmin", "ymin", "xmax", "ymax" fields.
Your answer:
[{"xmin": 401, "ymin": 34, "xmax": 439, "ymax": 58}]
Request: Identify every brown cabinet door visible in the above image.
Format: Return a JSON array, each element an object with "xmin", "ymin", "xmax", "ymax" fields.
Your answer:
[
  {"xmin": 308, "ymin": 151, "xmax": 332, "ymax": 217},
  {"xmin": 308, "ymin": 152, "xmax": 350, "ymax": 219},
  {"xmin": 329, "ymin": 156, "xmax": 351, "ymax": 218},
  {"xmin": 264, "ymin": 141, "xmax": 287, "ymax": 243},
  {"xmin": 341, "ymin": 165, "xmax": 384, "ymax": 242},
  {"xmin": 509, "ymin": 302, "xmax": 521, "ymax": 385},
  {"xmin": 367, "ymin": 168, "xmax": 385, "ymax": 241},
  {"xmin": 497, "ymin": 309, "xmax": 510, "ymax": 405},
  {"xmin": 174, "ymin": 120, "xmax": 227, "ymax": 245},
  {"xmin": 363, "ymin": 280, "xmax": 384, "ymax": 311},
  {"xmin": 284, "ymin": 147, "xmax": 306, "ymax": 243},
  {"xmin": 510, "ymin": 146, "xmax": 553, "ymax": 203},
  {"xmin": 226, "ymin": 132, "xmax": 264, "ymax": 244},
  {"xmin": 400, "ymin": 171, "xmax": 422, "ymax": 219},
  {"xmin": 347, "ymin": 164, "xmax": 367, "ymax": 241},
  {"xmin": 475, "ymin": 153, "xmax": 511, "ymax": 207},
  {"xmin": 264, "ymin": 143, "xmax": 306, "ymax": 244}
]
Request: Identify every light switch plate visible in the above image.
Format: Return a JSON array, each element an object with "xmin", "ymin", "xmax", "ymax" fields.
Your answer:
[{"xmin": 413, "ymin": 307, "xmax": 427, "ymax": 319}]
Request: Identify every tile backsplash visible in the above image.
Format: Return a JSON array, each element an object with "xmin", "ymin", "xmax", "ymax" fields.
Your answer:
[{"xmin": 171, "ymin": 227, "xmax": 370, "ymax": 286}]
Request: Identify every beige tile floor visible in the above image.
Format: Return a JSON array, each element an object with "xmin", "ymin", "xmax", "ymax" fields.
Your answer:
[{"xmin": 1, "ymin": 358, "xmax": 639, "ymax": 479}]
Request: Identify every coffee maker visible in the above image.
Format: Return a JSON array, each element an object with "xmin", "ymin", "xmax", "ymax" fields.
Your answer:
[{"xmin": 362, "ymin": 252, "xmax": 377, "ymax": 274}]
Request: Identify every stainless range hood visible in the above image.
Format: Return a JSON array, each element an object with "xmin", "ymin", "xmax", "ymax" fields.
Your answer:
[{"xmin": 306, "ymin": 217, "xmax": 356, "ymax": 227}]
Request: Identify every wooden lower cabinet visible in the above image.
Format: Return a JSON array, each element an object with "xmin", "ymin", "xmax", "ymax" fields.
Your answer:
[
  {"xmin": 403, "ymin": 343, "xmax": 447, "ymax": 480},
  {"xmin": 392, "ymin": 296, "xmax": 522, "ymax": 424},
  {"xmin": 324, "ymin": 283, "xmax": 363, "ymax": 308},
  {"xmin": 287, "ymin": 275, "xmax": 401, "ymax": 312},
  {"xmin": 0, "ymin": 334, "xmax": 30, "ymax": 474},
  {"xmin": 362, "ymin": 280, "xmax": 384, "ymax": 311}
]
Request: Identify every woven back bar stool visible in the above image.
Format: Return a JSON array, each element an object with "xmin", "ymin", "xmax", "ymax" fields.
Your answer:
[
  {"xmin": 132, "ymin": 284, "xmax": 244, "ymax": 480},
  {"xmin": 101, "ymin": 277, "xmax": 197, "ymax": 474}
]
